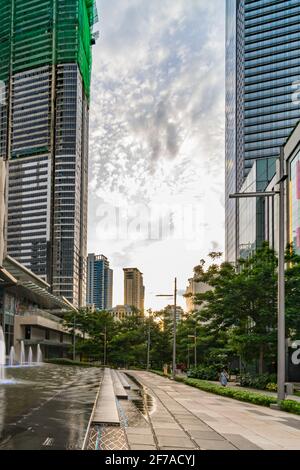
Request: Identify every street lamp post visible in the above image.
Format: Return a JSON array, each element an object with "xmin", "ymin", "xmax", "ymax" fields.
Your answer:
[
  {"xmin": 188, "ymin": 333, "xmax": 197, "ymax": 368},
  {"xmin": 173, "ymin": 278, "xmax": 177, "ymax": 380},
  {"xmin": 156, "ymin": 277, "xmax": 178, "ymax": 380},
  {"xmin": 229, "ymin": 148, "xmax": 287, "ymax": 402},
  {"xmin": 100, "ymin": 326, "xmax": 107, "ymax": 366},
  {"xmin": 147, "ymin": 314, "xmax": 151, "ymax": 371},
  {"xmin": 104, "ymin": 325, "xmax": 107, "ymax": 366},
  {"xmin": 73, "ymin": 312, "xmax": 76, "ymax": 361}
]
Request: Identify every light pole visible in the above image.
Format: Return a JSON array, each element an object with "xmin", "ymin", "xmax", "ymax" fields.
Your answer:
[
  {"xmin": 229, "ymin": 148, "xmax": 287, "ymax": 402},
  {"xmin": 73, "ymin": 312, "xmax": 76, "ymax": 361},
  {"xmin": 156, "ymin": 277, "xmax": 177, "ymax": 380},
  {"xmin": 188, "ymin": 333, "xmax": 197, "ymax": 368},
  {"xmin": 100, "ymin": 326, "xmax": 107, "ymax": 365},
  {"xmin": 104, "ymin": 325, "xmax": 107, "ymax": 365},
  {"xmin": 147, "ymin": 315, "xmax": 151, "ymax": 371}
]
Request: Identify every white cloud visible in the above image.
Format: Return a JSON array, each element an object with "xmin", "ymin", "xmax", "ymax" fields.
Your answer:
[{"xmin": 88, "ymin": 0, "xmax": 225, "ymax": 309}]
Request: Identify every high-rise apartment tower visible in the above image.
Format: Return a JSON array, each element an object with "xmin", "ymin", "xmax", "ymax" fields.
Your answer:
[
  {"xmin": 0, "ymin": 0, "xmax": 98, "ymax": 306},
  {"xmin": 86, "ymin": 254, "xmax": 113, "ymax": 310},
  {"xmin": 123, "ymin": 268, "xmax": 145, "ymax": 313}
]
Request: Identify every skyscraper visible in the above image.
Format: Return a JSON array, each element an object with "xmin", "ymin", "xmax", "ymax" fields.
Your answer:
[
  {"xmin": 123, "ymin": 268, "xmax": 144, "ymax": 312},
  {"xmin": 0, "ymin": 158, "xmax": 6, "ymax": 266},
  {"xmin": 0, "ymin": 0, "xmax": 97, "ymax": 306},
  {"xmin": 87, "ymin": 254, "xmax": 113, "ymax": 310},
  {"xmin": 225, "ymin": 0, "xmax": 300, "ymax": 262}
]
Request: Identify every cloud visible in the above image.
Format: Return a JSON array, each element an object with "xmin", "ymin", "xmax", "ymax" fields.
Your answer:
[{"xmin": 89, "ymin": 0, "xmax": 225, "ymax": 309}]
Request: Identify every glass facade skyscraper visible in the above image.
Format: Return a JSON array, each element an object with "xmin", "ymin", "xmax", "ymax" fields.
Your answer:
[
  {"xmin": 226, "ymin": 0, "xmax": 300, "ymax": 262},
  {"xmin": 0, "ymin": 1, "xmax": 97, "ymax": 306},
  {"xmin": 87, "ymin": 254, "xmax": 113, "ymax": 310}
]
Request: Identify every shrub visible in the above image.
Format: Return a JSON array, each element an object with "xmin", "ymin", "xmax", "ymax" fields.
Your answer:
[
  {"xmin": 265, "ymin": 383, "xmax": 277, "ymax": 392},
  {"xmin": 240, "ymin": 373, "xmax": 277, "ymax": 390},
  {"xmin": 188, "ymin": 366, "xmax": 219, "ymax": 381},
  {"xmin": 279, "ymin": 400, "xmax": 300, "ymax": 416},
  {"xmin": 150, "ymin": 372, "xmax": 300, "ymax": 416},
  {"xmin": 182, "ymin": 378, "xmax": 277, "ymax": 407}
]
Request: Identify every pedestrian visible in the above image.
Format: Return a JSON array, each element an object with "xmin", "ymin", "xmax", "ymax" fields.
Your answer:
[{"xmin": 219, "ymin": 369, "xmax": 228, "ymax": 387}]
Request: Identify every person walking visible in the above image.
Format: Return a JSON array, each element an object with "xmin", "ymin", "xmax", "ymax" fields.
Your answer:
[{"xmin": 220, "ymin": 369, "xmax": 228, "ymax": 387}]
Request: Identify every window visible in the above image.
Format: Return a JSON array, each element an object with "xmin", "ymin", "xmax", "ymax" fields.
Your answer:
[{"xmin": 25, "ymin": 326, "xmax": 31, "ymax": 340}]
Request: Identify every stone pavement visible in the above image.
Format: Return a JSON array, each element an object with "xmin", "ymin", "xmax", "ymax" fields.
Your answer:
[{"xmin": 127, "ymin": 371, "xmax": 300, "ymax": 450}]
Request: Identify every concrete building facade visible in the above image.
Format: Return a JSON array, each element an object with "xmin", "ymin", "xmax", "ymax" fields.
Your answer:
[
  {"xmin": 109, "ymin": 305, "xmax": 133, "ymax": 322},
  {"xmin": 0, "ymin": 0, "xmax": 98, "ymax": 307},
  {"xmin": 185, "ymin": 277, "xmax": 212, "ymax": 313},
  {"xmin": 123, "ymin": 268, "xmax": 145, "ymax": 313}
]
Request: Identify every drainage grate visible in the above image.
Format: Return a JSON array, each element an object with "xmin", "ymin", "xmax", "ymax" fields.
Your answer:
[{"xmin": 86, "ymin": 425, "xmax": 128, "ymax": 450}]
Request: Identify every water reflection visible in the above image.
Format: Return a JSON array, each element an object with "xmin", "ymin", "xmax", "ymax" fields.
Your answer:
[
  {"xmin": 126, "ymin": 374, "xmax": 155, "ymax": 418},
  {"xmin": 0, "ymin": 388, "xmax": 5, "ymax": 437},
  {"xmin": 0, "ymin": 364, "xmax": 102, "ymax": 450}
]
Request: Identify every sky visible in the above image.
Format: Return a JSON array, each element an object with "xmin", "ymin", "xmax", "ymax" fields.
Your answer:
[{"xmin": 88, "ymin": 0, "xmax": 226, "ymax": 311}]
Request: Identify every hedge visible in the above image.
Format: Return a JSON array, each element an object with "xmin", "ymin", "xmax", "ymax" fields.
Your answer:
[
  {"xmin": 170, "ymin": 376, "xmax": 300, "ymax": 415},
  {"xmin": 181, "ymin": 378, "xmax": 277, "ymax": 407},
  {"xmin": 280, "ymin": 399, "xmax": 300, "ymax": 416}
]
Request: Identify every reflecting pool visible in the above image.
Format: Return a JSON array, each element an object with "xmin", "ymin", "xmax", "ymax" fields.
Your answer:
[{"xmin": 0, "ymin": 364, "xmax": 102, "ymax": 450}]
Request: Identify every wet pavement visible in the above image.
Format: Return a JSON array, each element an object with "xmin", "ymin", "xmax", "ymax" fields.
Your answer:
[
  {"xmin": 129, "ymin": 371, "xmax": 300, "ymax": 450},
  {"xmin": 0, "ymin": 364, "xmax": 103, "ymax": 450}
]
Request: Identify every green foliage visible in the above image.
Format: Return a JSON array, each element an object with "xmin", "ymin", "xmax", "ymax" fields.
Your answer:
[
  {"xmin": 189, "ymin": 243, "xmax": 300, "ymax": 373},
  {"xmin": 59, "ymin": 242, "xmax": 300, "ymax": 374},
  {"xmin": 188, "ymin": 366, "xmax": 219, "ymax": 381},
  {"xmin": 239, "ymin": 373, "xmax": 277, "ymax": 390},
  {"xmin": 152, "ymin": 373, "xmax": 300, "ymax": 415},
  {"xmin": 279, "ymin": 400, "xmax": 300, "ymax": 415},
  {"xmin": 180, "ymin": 378, "xmax": 277, "ymax": 407},
  {"xmin": 265, "ymin": 383, "xmax": 277, "ymax": 392},
  {"xmin": 63, "ymin": 308, "xmax": 172, "ymax": 369}
]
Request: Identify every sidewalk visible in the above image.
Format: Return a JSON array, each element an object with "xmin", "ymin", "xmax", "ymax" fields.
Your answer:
[{"xmin": 128, "ymin": 371, "xmax": 300, "ymax": 450}]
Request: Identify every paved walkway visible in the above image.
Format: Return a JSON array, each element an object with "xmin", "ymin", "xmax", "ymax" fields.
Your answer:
[{"xmin": 127, "ymin": 371, "xmax": 300, "ymax": 450}]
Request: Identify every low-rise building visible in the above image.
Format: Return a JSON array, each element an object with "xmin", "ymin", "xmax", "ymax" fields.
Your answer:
[
  {"xmin": 164, "ymin": 305, "xmax": 184, "ymax": 323},
  {"xmin": 109, "ymin": 304, "xmax": 133, "ymax": 321},
  {"xmin": 185, "ymin": 276, "xmax": 212, "ymax": 312},
  {"xmin": 0, "ymin": 255, "xmax": 77, "ymax": 362}
]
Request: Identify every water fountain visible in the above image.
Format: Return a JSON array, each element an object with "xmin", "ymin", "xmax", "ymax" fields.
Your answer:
[
  {"xmin": 0, "ymin": 326, "xmax": 5, "ymax": 381},
  {"xmin": 20, "ymin": 340, "xmax": 25, "ymax": 366},
  {"xmin": 9, "ymin": 346, "xmax": 15, "ymax": 367},
  {"xmin": 28, "ymin": 347, "xmax": 33, "ymax": 366},
  {"xmin": 37, "ymin": 344, "xmax": 43, "ymax": 364}
]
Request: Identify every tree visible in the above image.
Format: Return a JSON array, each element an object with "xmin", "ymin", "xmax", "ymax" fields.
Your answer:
[
  {"xmin": 63, "ymin": 309, "xmax": 116, "ymax": 362},
  {"xmin": 193, "ymin": 244, "xmax": 277, "ymax": 374},
  {"xmin": 191, "ymin": 242, "xmax": 300, "ymax": 374}
]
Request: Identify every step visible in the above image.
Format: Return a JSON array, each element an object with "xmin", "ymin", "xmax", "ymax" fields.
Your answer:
[
  {"xmin": 92, "ymin": 368, "xmax": 120, "ymax": 426},
  {"xmin": 116, "ymin": 370, "xmax": 131, "ymax": 389},
  {"xmin": 111, "ymin": 369, "xmax": 129, "ymax": 399}
]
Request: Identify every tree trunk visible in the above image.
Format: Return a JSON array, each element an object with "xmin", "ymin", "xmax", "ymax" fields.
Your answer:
[{"xmin": 259, "ymin": 345, "xmax": 264, "ymax": 375}]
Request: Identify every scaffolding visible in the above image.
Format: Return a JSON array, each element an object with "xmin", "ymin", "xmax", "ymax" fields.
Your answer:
[{"xmin": 0, "ymin": 0, "xmax": 97, "ymax": 98}]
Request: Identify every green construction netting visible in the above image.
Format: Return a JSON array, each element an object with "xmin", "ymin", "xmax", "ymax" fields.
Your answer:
[
  {"xmin": 0, "ymin": 1, "xmax": 12, "ymax": 83},
  {"xmin": 0, "ymin": 0, "xmax": 97, "ymax": 98}
]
